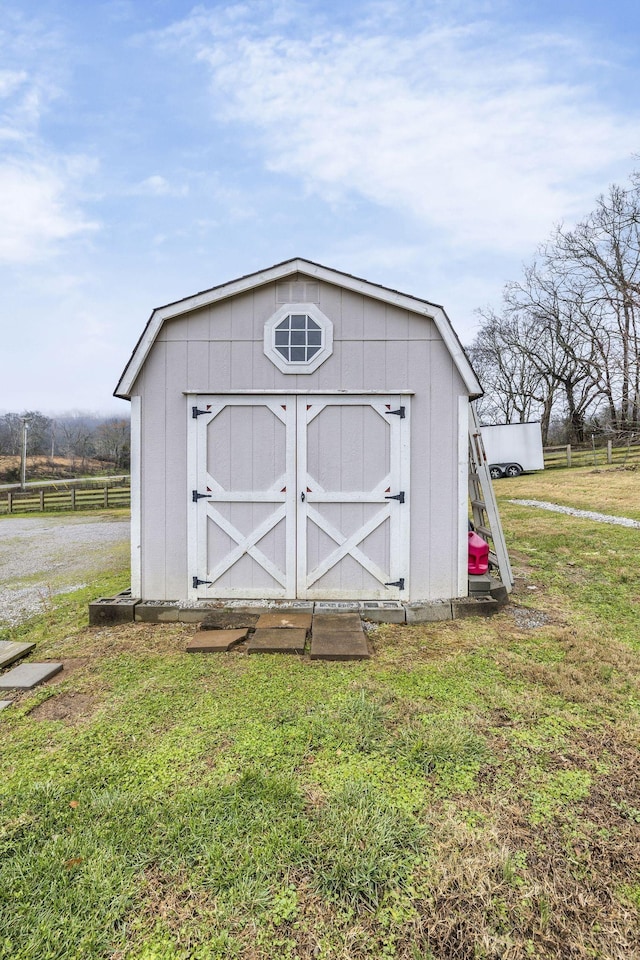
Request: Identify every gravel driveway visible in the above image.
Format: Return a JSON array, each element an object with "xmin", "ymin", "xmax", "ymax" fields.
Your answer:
[
  {"xmin": 509, "ymin": 499, "xmax": 640, "ymax": 528},
  {"xmin": 0, "ymin": 514, "xmax": 130, "ymax": 626}
]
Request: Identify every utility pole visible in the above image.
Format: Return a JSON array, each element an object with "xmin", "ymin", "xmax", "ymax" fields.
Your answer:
[{"xmin": 20, "ymin": 415, "xmax": 32, "ymax": 490}]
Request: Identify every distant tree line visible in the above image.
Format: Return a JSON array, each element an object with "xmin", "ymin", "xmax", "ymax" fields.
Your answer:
[
  {"xmin": 0, "ymin": 411, "xmax": 130, "ymax": 478},
  {"xmin": 468, "ymin": 170, "xmax": 640, "ymax": 445}
]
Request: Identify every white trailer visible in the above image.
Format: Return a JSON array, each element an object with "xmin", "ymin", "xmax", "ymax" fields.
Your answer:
[{"xmin": 480, "ymin": 421, "xmax": 544, "ymax": 478}]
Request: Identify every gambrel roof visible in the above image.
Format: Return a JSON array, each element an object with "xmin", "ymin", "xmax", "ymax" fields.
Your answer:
[{"xmin": 114, "ymin": 257, "xmax": 482, "ymax": 399}]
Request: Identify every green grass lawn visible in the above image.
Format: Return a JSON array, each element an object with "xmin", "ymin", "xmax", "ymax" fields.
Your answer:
[{"xmin": 1, "ymin": 469, "xmax": 639, "ymax": 959}]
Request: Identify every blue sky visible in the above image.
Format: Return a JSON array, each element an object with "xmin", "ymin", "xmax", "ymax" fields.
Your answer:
[{"xmin": 2, "ymin": 0, "xmax": 639, "ymax": 413}]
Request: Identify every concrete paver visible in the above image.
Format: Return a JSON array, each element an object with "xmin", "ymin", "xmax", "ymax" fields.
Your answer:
[
  {"xmin": 0, "ymin": 640, "xmax": 36, "ymax": 670},
  {"xmin": 310, "ymin": 613, "xmax": 370, "ymax": 661},
  {"xmin": 255, "ymin": 611, "xmax": 312, "ymax": 630},
  {"xmin": 198, "ymin": 611, "xmax": 260, "ymax": 631},
  {"xmin": 0, "ymin": 662, "xmax": 63, "ymax": 690},
  {"xmin": 186, "ymin": 629, "xmax": 248, "ymax": 652},
  {"xmin": 247, "ymin": 628, "xmax": 307, "ymax": 654}
]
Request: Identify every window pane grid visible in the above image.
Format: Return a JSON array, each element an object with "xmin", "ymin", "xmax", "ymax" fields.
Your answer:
[{"xmin": 274, "ymin": 313, "xmax": 323, "ymax": 362}]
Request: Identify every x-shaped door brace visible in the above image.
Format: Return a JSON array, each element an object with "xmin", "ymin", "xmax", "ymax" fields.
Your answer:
[
  {"xmin": 304, "ymin": 504, "xmax": 392, "ymax": 589},
  {"xmin": 205, "ymin": 502, "xmax": 288, "ymax": 588},
  {"xmin": 303, "ymin": 474, "xmax": 394, "ymax": 589},
  {"xmin": 203, "ymin": 472, "xmax": 290, "ymax": 588}
]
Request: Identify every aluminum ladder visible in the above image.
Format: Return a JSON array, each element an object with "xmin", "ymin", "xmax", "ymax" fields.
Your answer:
[{"xmin": 468, "ymin": 402, "xmax": 514, "ymax": 592}]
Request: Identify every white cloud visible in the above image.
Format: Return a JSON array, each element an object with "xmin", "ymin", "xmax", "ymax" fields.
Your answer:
[
  {"xmin": 0, "ymin": 16, "xmax": 98, "ymax": 263},
  {"xmin": 132, "ymin": 174, "xmax": 189, "ymax": 197},
  {"xmin": 0, "ymin": 69, "xmax": 28, "ymax": 99},
  {"xmin": 158, "ymin": 1, "xmax": 640, "ymax": 255},
  {"xmin": 0, "ymin": 161, "xmax": 97, "ymax": 263}
]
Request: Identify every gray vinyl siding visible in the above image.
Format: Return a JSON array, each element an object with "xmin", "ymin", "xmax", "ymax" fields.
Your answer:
[{"xmin": 132, "ymin": 276, "xmax": 467, "ymax": 601}]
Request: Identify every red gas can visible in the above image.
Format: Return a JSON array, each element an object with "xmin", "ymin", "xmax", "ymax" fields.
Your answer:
[{"xmin": 468, "ymin": 531, "xmax": 489, "ymax": 575}]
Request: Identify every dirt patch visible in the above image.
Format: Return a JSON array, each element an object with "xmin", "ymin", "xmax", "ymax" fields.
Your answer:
[
  {"xmin": 393, "ymin": 722, "xmax": 639, "ymax": 960},
  {"xmin": 414, "ymin": 808, "xmax": 639, "ymax": 959},
  {"xmin": 47, "ymin": 657, "xmax": 90, "ymax": 681},
  {"xmin": 29, "ymin": 691, "xmax": 97, "ymax": 722}
]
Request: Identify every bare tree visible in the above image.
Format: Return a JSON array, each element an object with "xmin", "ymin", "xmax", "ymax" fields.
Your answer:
[
  {"xmin": 94, "ymin": 419, "xmax": 130, "ymax": 469},
  {"xmin": 0, "ymin": 411, "xmax": 53, "ymax": 456},
  {"xmin": 467, "ymin": 172, "xmax": 640, "ymax": 441},
  {"xmin": 551, "ymin": 182, "xmax": 640, "ymax": 429},
  {"xmin": 0, "ymin": 413, "xmax": 23, "ymax": 456},
  {"xmin": 502, "ymin": 263, "xmax": 602, "ymax": 441},
  {"xmin": 469, "ymin": 309, "xmax": 556, "ymax": 441},
  {"xmin": 60, "ymin": 417, "xmax": 96, "ymax": 471}
]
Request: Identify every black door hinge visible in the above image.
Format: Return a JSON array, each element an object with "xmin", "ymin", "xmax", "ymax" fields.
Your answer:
[
  {"xmin": 192, "ymin": 490, "xmax": 211, "ymax": 502},
  {"xmin": 385, "ymin": 491, "xmax": 405, "ymax": 503},
  {"xmin": 385, "ymin": 406, "xmax": 405, "ymax": 419},
  {"xmin": 192, "ymin": 576, "xmax": 213, "ymax": 589},
  {"xmin": 385, "ymin": 578, "xmax": 405, "ymax": 590},
  {"xmin": 192, "ymin": 405, "xmax": 210, "ymax": 418}
]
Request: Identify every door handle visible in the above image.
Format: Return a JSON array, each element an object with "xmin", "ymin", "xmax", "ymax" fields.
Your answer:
[{"xmin": 301, "ymin": 491, "xmax": 305, "ymax": 502}]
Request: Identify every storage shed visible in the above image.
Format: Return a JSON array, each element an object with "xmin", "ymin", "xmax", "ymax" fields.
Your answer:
[{"xmin": 114, "ymin": 259, "xmax": 483, "ymax": 605}]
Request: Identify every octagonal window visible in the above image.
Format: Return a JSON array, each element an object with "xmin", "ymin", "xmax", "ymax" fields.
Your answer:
[{"xmin": 264, "ymin": 303, "xmax": 333, "ymax": 374}]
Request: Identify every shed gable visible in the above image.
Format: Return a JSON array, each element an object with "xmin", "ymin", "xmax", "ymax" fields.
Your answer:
[{"xmin": 114, "ymin": 258, "xmax": 481, "ymax": 400}]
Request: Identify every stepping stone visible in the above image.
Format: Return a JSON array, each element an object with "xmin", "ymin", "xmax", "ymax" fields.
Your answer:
[
  {"xmin": 186, "ymin": 629, "xmax": 248, "ymax": 653},
  {"xmin": 310, "ymin": 614, "xmax": 370, "ymax": 661},
  {"xmin": 0, "ymin": 662, "xmax": 63, "ymax": 690},
  {"xmin": 255, "ymin": 611, "xmax": 312, "ymax": 630},
  {"xmin": 0, "ymin": 641, "xmax": 36, "ymax": 670},
  {"xmin": 199, "ymin": 611, "xmax": 260, "ymax": 631},
  {"xmin": 0, "ymin": 701, "xmax": 12, "ymax": 711},
  {"xmin": 247, "ymin": 629, "xmax": 307, "ymax": 654}
]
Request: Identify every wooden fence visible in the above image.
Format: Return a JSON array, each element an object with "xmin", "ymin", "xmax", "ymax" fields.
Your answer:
[
  {"xmin": 544, "ymin": 440, "xmax": 640, "ymax": 470},
  {"xmin": 0, "ymin": 477, "xmax": 130, "ymax": 515}
]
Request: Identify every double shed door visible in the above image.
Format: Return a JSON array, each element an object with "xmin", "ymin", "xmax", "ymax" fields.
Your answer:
[{"xmin": 189, "ymin": 394, "xmax": 410, "ymax": 600}]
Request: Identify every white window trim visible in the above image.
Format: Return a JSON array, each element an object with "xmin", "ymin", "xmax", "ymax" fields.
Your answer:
[{"xmin": 264, "ymin": 302, "xmax": 333, "ymax": 374}]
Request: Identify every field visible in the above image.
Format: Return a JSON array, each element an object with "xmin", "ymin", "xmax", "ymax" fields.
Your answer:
[
  {"xmin": 0, "ymin": 455, "xmax": 117, "ymax": 483},
  {"xmin": 0, "ymin": 467, "xmax": 639, "ymax": 959}
]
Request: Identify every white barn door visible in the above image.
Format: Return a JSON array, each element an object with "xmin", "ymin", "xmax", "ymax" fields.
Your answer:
[
  {"xmin": 190, "ymin": 397, "xmax": 297, "ymax": 598},
  {"xmin": 298, "ymin": 396, "xmax": 409, "ymax": 600},
  {"xmin": 189, "ymin": 394, "xmax": 409, "ymax": 600}
]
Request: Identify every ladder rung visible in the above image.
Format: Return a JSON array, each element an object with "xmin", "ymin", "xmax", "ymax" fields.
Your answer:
[{"xmin": 467, "ymin": 401, "xmax": 513, "ymax": 591}]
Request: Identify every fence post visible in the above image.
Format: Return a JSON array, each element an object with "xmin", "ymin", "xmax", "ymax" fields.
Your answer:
[
  {"xmin": 566, "ymin": 444, "xmax": 572, "ymax": 468},
  {"xmin": 104, "ymin": 484, "xmax": 109, "ymax": 508},
  {"xmin": 71, "ymin": 488, "xmax": 76, "ymax": 511},
  {"xmin": 7, "ymin": 492, "xmax": 12, "ymax": 514},
  {"xmin": 607, "ymin": 440, "xmax": 612, "ymax": 464},
  {"xmin": 40, "ymin": 489, "xmax": 45, "ymax": 511}
]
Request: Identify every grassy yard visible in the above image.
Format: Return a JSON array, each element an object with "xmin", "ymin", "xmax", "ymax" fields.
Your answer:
[{"xmin": 1, "ymin": 469, "xmax": 639, "ymax": 959}]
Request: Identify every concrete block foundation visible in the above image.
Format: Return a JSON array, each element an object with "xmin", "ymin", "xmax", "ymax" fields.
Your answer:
[{"xmin": 92, "ymin": 587, "xmax": 508, "ymax": 626}]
